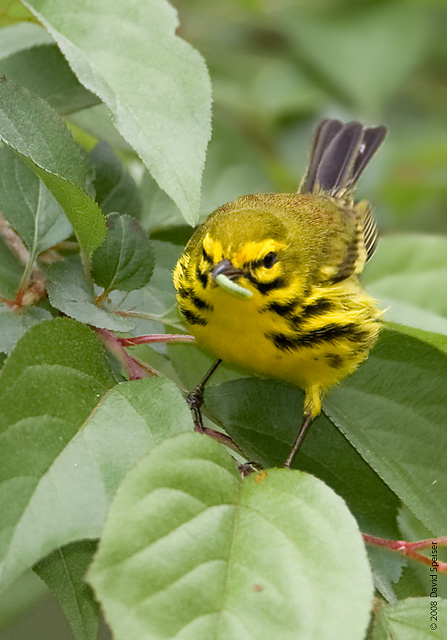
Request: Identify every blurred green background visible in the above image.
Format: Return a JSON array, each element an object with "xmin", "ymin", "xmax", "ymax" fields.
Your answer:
[
  {"xmin": 173, "ymin": 0, "xmax": 447, "ymax": 236},
  {"xmin": 0, "ymin": 0, "xmax": 446, "ymax": 638}
]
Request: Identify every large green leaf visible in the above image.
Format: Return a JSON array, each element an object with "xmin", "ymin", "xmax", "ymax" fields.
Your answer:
[
  {"xmin": 0, "ymin": 372, "xmax": 192, "ymax": 588},
  {"xmin": 45, "ymin": 256, "xmax": 135, "ymax": 331},
  {"xmin": 325, "ymin": 328, "xmax": 447, "ymax": 536},
  {"xmin": 89, "ymin": 433, "xmax": 373, "ymax": 640},
  {"xmin": 203, "ymin": 327, "xmax": 447, "ymax": 536},
  {"xmin": 0, "ymin": 146, "xmax": 72, "ymax": 255},
  {"xmin": 385, "ymin": 322, "xmax": 447, "ymax": 357},
  {"xmin": 0, "ymin": 79, "xmax": 106, "ymax": 256},
  {"xmin": 23, "ymin": 0, "xmax": 212, "ymax": 225},
  {"xmin": 205, "ymin": 379, "xmax": 400, "ymax": 536},
  {"xmin": 205, "ymin": 376, "xmax": 406, "ymax": 599},
  {"xmin": 0, "ymin": 305, "xmax": 52, "ymax": 354},
  {"xmin": 0, "ymin": 318, "xmax": 115, "ymax": 587},
  {"xmin": 33, "ymin": 541, "xmax": 99, "ymax": 640},
  {"xmin": 208, "ymin": 328, "xmax": 447, "ymax": 537},
  {"xmin": 373, "ymin": 598, "xmax": 447, "ymax": 639}
]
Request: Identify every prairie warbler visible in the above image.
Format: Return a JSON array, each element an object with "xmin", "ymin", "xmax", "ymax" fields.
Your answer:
[{"xmin": 173, "ymin": 119, "xmax": 386, "ymax": 467}]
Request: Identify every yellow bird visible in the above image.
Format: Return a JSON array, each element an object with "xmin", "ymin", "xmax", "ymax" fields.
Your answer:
[{"xmin": 173, "ymin": 119, "xmax": 386, "ymax": 467}]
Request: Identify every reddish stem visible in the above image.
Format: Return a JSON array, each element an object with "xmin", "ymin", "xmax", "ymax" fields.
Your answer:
[
  {"xmin": 363, "ymin": 534, "xmax": 447, "ymax": 572},
  {"xmin": 118, "ymin": 334, "xmax": 196, "ymax": 346},
  {"xmin": 96, "ymin": 328, "xmax": 149, "ymax": 380}
]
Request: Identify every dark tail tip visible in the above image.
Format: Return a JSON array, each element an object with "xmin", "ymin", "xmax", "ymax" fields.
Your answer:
[{"xmin": 300, "ymin": 119, "xmax": 387, "ymax": 195}]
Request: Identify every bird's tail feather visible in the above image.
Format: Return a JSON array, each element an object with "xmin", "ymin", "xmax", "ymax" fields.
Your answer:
[{"xmin": 300, "ymin": 119, "xmax": 387, "ymax": 195}]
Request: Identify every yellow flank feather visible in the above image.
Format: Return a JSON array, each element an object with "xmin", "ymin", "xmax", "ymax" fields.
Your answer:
[{"xmin": 173, "ymin": 119, "xmax": 387, "ymax": 466}]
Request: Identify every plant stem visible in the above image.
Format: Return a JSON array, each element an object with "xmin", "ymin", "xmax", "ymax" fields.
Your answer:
[
  {"xmin": 16, "ymin": 247, "xmax": 37, "ymax": 302},
  {"xmin": 95, "ymin": 288, "xmax": 111, "ymax": 307},
  {"xmin": 118, "ymin": 334, "xmax": 196, "ymax": 346},
  {"xmin": 96, "ymin": 328, "xmax": 149, "ymax": 380},
  {"xmin": 0, "ymin": 215, "xmax": 46, "ymax": 308},
  {"xmin": 0, "ymin": 214, "xmax": 29, "ymax": 265},
  {"xmin": 363, "ymin": 534, "xmax": 447, "ymax": 572}
]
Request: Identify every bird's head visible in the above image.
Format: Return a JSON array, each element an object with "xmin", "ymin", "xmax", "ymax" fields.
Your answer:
[
  {"xmin": 174, "ymin": 193, "xmax": 347, "ymax": 310},
  {"xmin": 182, "ymin": 193, "xmax": 336, "ymax": 304}
]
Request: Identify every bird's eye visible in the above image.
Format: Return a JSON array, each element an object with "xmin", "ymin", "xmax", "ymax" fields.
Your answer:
[{"xmin": 262, "ymin": 252, "xmax": 278, "ymax": 269}]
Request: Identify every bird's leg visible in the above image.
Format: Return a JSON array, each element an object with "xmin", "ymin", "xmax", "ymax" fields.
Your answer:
[
  {"xmin": 187, "ymin": 358, "xmax": 222, "ymax": 432},
  {"xmin": 186, "ymin": 358, "xmax": 247, "ymax": 457},
  {"xmin": 283, "ymin": 413, "xmax": 314, "ymax": 468}
]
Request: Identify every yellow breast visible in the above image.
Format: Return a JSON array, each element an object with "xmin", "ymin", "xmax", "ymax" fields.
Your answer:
[{"xmin": 185, "ymin": 277, "xmax": 381, "ymax": 406}]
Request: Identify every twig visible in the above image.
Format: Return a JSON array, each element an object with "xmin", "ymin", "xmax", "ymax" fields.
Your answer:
[
  {"xmin": 363, "ymin": 534, "xmax": 447, "ymax": 572},
  {"xmin": 0, "ymin": 214, "xmax": 46, "ymax": 308},
  {"xmin": 96, "ymin": 328, "xmax": 149, "ymax": 380},
  {"xmin": 118, "ymin": 334, "xmax": 196, "ymax": 346},
  {"xmin": 0, "ymin": 214, "xmax": 30, "ymax": 265}
]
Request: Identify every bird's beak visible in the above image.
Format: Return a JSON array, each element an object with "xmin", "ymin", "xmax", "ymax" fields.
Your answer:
[{"xmin": 211, "ymin": 259, "xmax": 253, "ymax": 299}]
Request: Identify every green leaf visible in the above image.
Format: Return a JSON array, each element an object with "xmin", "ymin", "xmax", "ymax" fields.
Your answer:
[
  {"xmin": 33, "ymin": 540, "xmax": 99, "ymax": 640},
  {"xmin": 0, "ymin": 23, "xmax": 52, "ymax": 57},
  {"xmin": 373, "ymin": 598, "xmax": 447, "ymax": 639},
  {"xmin": 0, "ymin": 38, "xmax": 99, "ymax": 114},
  {"xmin": 111, "ymin": 240, "xmax": 182, "ymax": 322},
  {"xmin": 46, "ymin": 256, "xmax": 135, "ymax": 331},
  {"xmin": 89, "ymin": 142, "xmax": 142, "ymax": 218},
  {"xmin": 0, "ymin": 145, "xmax": 72, "ymax": 254},
  {"xmin": 23, "ymin": 0, "xmax": 212, "ymax": 225},
  {"xmin": 279, "ymin": 3, "xmax": 429, "ymax": 110},
  {"xmin": 0, "ymin": 318, "xmax": 115, "ymax": 587},
  {"xmin": 92, "ymin": 214, "xmax": 155, "ymax": 293},
  {"xmin": 205, "ymin": 328, "xmax": 447, "ymax": 537},
  {"xmin": 325, "ymin": 329, "xmax": 447, "ymax": 536},
  {"xmin": 205, "ymin": 377, "xmax": 405, "ymax": 600},
  {"xmin": 205, "ymin": 379, "xmax": 400, "ymax": 529},
  {"xmin": 386, "ymin": 323, "xmax": 447, "ymax": 357},
  {"xmin": 365, "ymin": 235, "xmax": 447, "ymax": 329},
  {"xmin": 0, "ymin": 305, "xmax": 52, "ymax": 354},
  {"xmin": 0, "ymin": 78, "xmax": 106, "ymax": 256},
  {"xmin": 0, "ymin": 375, "xmax": 192, "ymax": 588},
  {"xmin": 89, "ymin": 433, "xmax": 373, "ymax": 640}
]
